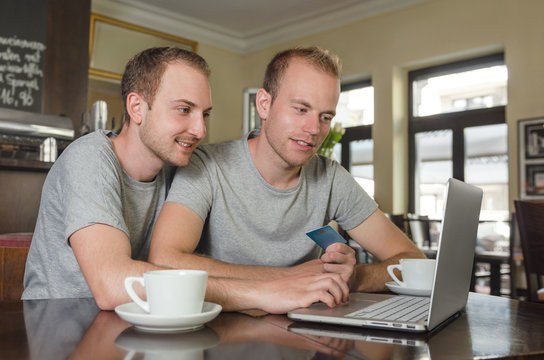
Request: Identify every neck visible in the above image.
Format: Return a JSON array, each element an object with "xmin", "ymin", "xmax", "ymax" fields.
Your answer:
[
  {"xmin": 247, "ymin": 135, "xmax": 301, "ymax": 189},
  {"xmin": 111, "ymin": 123, "xmax": 164, "ymax": 182}
]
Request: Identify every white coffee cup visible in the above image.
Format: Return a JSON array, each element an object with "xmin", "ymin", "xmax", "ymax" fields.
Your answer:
[
  {"xmin": 124, "ymin": 270, "xmax": 208, "ymax": 316},
  {"xmin": 387, "ymin": 259, "xmax": 436, "ymax": 290}
]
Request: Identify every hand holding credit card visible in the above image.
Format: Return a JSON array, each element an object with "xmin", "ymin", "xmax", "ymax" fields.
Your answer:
[{"xmin": 306, "ymin": 225, "xmax": 347, "ymax": 250}]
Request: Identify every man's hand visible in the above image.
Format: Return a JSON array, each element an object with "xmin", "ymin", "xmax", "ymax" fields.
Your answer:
[
  {"xmin": 252, "ymin": 272, "xmax": 349, "ymax": 314},
  {"xmin": 320, "ymin": 242, "xmax": 356, "ymax": 283}
]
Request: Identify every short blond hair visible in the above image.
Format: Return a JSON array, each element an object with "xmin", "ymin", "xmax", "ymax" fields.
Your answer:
[
  {"xmin": 262, "ymin": 46, "xmax": 342, "ymax": 101},
  {"xmin": 121, "ymin": 46, "xmax": 210, "ymax": 123}
]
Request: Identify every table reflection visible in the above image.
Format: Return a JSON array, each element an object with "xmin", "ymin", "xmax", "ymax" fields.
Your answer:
[
  {"xmin": 22, "ymin": 298, "xmax": 355, "ymax": 360},
  {"xmin": 23, "ymin": 298, "xmax": 101, "ymax": 360},
  {"xmin": 16, "ymin": 293, "xmax": 544, "ymax": 359},
  {"xmin": 116, "ymin": 326, "xmax": 219, "ymax": 360}
]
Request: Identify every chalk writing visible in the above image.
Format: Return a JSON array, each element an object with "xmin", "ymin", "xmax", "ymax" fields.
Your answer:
[{"xmin": 0, "ymin": 35, "xmax": 46, "ymax": 111}]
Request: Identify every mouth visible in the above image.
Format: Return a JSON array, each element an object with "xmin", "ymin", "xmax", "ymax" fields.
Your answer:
[
  {"xmin": 175, "ymin": 139, "xmax": 196, "ymax": 151},
  {"xmin": 293, "ymin": 138, "xmax": 315, "ymax": 150}
]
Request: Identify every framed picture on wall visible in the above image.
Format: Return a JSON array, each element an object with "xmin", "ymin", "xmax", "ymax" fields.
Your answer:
[{"xmin": 519, "ymin": 117, "xmax": 544, "ymax": 199}]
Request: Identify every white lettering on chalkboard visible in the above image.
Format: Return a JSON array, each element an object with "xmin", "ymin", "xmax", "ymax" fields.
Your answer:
[{"xmin": 0, "ymin": 35, "xmax": 46, "ymax": 109}]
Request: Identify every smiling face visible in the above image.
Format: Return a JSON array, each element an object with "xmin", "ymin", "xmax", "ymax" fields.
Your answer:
[
  {"xmin": 139, "ymin": 60, "xmax": 212, "ymax": 167},
  {"xmin": 258, "ymin": 58, "xmax": 340, "ymax": 169}
]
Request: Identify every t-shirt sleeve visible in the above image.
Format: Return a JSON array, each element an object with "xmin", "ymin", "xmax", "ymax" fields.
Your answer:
[
  {"xmin": 328, "ymin": 161, "xmax": 378, "ymax": 231},
  {"xmin": 60, "ymin": 142, "xmax": 127, "ymax": 240},
  {"xmin": 166, "ymin": 150, "xmax": 213, "ymax": 222}
]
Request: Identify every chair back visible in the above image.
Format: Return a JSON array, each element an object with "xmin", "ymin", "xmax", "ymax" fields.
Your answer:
[
  {"xmin": 407, "ymin": 213, "xmax": 431, "ymax": 248},
  {"xmin": 0, "ymin": 233, "xmax": 32, "ymax": 301},
  {"xmin": 514, "ymin": 200, "xmax": 544, "ymax": 302}
]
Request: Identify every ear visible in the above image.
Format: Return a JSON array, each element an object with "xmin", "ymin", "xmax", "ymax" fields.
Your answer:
[
  {"xmin": 255, "ymin": 88, "xmax": 271, "ymax": 121},
  {"xmin": 126, "ymin": 92, "xmax": 146, "ymax": 125}
]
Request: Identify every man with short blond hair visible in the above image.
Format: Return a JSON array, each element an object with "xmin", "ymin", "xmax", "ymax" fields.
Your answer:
[
  {"xmin": 23, "ymin": 47, "xmax": 212, "ymax": 309},
  {"xmin": 149, "ymin": 46, "xmax": 425, "ymax": 313}
]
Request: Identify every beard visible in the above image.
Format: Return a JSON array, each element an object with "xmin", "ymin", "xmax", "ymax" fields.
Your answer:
[
  {"xmin": 264, "ymin": 128, "xmax": 315, "ymax": 169},
  {"xmin": 139, "ymin": 116, "xmax": 193, "ymax": 168}
]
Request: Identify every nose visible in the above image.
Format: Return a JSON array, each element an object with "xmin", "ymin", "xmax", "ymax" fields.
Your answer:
[
  {"xmin": 189, "ymin": 114, "xmax": 206, "ymax": 140},
  {"xmin": 302, "ymin": 114, "xmax": 320, "ymax": 135}
]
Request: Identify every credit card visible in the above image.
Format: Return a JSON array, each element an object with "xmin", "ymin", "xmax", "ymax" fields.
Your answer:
[{"xmin": 306, "ymin": 225, "xmax": 347, "ymax": 250}]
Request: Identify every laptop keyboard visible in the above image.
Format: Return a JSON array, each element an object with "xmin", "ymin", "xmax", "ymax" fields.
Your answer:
[{"xmin": 346, "ymin": 296, "xmax": 430, "ymax": 323}]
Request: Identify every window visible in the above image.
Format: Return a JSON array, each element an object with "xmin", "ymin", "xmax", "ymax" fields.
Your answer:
[
  {"xmin": 333, "ymin": 80, "xmax": 374, "ymax": 197},
  {"xmin": 409, "ymin": 54, "xmax": 508, "ymax": 224}
]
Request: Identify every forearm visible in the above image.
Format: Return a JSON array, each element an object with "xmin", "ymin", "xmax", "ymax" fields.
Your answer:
[
  {"xmin": 88, "ymin": 258, "xmax": 165, "ymax": 310},
  {"xmin": 149, "ymin": 250, "xmax": 293, "ymax": 281},
  {"xmin": 205, "ymin": 277, "xmax": 262, "ymax": 312},
  {"xmin": 70, "ymin": 225, "xmax": 167, "ymax": 311},
  {"xmin": 204, "ymin": 271, "xmax": 350, "ymax": 314},
  {"xmin": 351, "ymin": 250, "xmax": 426, "ymax": 292}
]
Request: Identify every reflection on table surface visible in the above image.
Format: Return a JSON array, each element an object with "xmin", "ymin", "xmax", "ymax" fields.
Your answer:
[{"xmin": 0, "ymin": 292, "xmax": 543, "ymax": 359}]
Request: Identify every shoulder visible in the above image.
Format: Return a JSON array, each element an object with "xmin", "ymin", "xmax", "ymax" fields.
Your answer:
[
  {"xmin": 191, "ymin": 139, "xmax": 243, "ymax": 165},
  {"xmin": 52, "ymin": 130, "xmax": 120, "ymax": 180},
  {"xmin": 60, "ymin": 130, "xmax": 114, "ymax": 160}
]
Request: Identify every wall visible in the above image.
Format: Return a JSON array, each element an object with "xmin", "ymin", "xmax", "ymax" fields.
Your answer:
[
  {"xmin": 205, "ymin": 0, "xmax": 544, "ymax": 214},
  {"xmin": 91, "ymin": 0, "xmax": 544, "ymax": 214},
  {"xmin": 43, "ymin": 0, "xmax": 91, "ymax": 135},
  {"xmin": 197, "ymin": 45, "xmax": 249, "ymax": 141}
]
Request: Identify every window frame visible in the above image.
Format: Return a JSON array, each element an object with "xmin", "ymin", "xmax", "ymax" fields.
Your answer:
[
  {"xmin": 408, "ymin": 54, "xmax": 506, "ymax": 212},
  {"xmin": 338, "ymin": 79, "xmax": 373, "ymax": 171}
]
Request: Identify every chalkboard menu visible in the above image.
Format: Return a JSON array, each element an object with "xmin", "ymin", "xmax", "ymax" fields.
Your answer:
[{"xmin": 0, "ymin": 0, "xmax": 47, "ymax": 113}]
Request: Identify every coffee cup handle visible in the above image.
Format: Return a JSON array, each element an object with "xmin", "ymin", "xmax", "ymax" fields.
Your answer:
[
  {"xmin": 387, "ymin": 264, "xmax": 406, "ymax": 287},
  {"xmin": 124, "ymin": 277, "xmax": 149, "ymax": 312}
]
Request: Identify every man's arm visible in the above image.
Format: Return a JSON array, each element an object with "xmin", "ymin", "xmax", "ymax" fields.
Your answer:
[
  {"xmin": 206, "ymin": 272, "xmax": 349, "ymax": 314},
  {"xmin": 148, "ymin": 202, "xmax": 352, "ymax": 312},
  {"xmin": 346, "ymin": 209, "xmax": 426, "ymax": 292},
  {"xmin": 148, "ymin": 202, "xmax": 324, "ymax": 280},
  {"xmin": 70, "ymin": 224, "xmax": 164, "ymax": 310}
]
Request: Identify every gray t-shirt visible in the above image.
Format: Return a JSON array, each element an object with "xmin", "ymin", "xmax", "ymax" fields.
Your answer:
[
  {"xmin": 166, "ymin": 131, "xmax": 377, "ymax": 266},
  {"xmin": 22, "ymin": 130, "xmax": 172, "ymax": 299}
]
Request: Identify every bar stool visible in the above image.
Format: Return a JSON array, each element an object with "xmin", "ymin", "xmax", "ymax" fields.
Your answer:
[{"xmin": 0, "ymin": 233, "xmax": 32, "ymax": 301}]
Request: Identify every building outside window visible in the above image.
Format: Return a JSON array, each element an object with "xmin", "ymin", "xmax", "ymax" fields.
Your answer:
[
  {"xmin": 409, "ymin": 53, "xmax": 509, "ymax": 254},
  {"xmin": 333, "ymin": 80, "xmax": 374, "ymax": 197}
]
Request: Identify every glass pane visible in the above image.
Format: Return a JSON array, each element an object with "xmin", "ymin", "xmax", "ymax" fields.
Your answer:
[
  {"xmin": 335, "ymin": 86, "xmax": 374, "ymax": 127},
  {"xmin": 413, "ymin": 65, "xmax": 507, "ymax": 117},
  {"xmin": 465, "ymin": 124, "xmax": 509, "ymax": 221},
  {"xmin": 415, "ymin": 130, "xmax": 452, "ymax": 218},
  {"xmin": 350, "ymin": 139, "xmax": 374, "ymax": 198}
]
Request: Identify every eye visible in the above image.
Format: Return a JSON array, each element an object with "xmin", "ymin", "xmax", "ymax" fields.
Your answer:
[
  {"xmin": 203, "ymin": 111, "xmax": 211, "ymax": 119},
  {"xmin": 320, "ymin": 114, "xmax": 333, "ymax": 122},
  {"xmin": 178, "ymin": 107, "xmax": 190, "ymax": 114},
  {"xmin": 294, "ymin": 107, "xmax": 307, "ymax": 114}
]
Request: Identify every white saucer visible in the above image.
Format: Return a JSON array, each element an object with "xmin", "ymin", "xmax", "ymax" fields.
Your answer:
[
  {"xmin": 115, "ymin": 301, "xmax": 222, "ymax": 333},
  {"xmin": 385, "ymin": 282, "xmax": 431, "ymax": 297}
]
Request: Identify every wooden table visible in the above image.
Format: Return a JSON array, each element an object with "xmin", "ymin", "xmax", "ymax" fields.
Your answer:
[{"xmin": 1, "ymin": 292, "xmax": 543, "ymax": 359}]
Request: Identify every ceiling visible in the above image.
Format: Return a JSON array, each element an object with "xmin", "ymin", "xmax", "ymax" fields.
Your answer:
[{"xmin": 92, "ymin": 0, "xmax": 423, "ymax": 53}]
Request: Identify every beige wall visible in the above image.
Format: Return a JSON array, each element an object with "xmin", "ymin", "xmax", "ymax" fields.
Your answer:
[
  {"xmin": 93, "ymin": 0, "xmax": 544, "ymax": 214},
  {"xmin": 203, "ymin": 0, "xmax": 544, "ymax": 214}
]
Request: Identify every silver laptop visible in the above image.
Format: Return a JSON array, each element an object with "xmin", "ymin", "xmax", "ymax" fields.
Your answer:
[{"xmin": 288, "ymin": 178, "xmax": 483, "ymax": 333}]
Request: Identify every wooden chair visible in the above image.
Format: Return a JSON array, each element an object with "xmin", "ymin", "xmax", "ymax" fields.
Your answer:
[
  {"xmin": 0, "ymin": 233, "xmax": 32, "ymax": 301},
  {"xmin": 514, "ymin": 200, "xmax": 544, "ymax": 302}
]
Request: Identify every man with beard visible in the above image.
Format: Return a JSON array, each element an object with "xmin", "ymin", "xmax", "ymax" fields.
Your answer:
[
  {"xmin": 149, "ymin": 46, "xmax": 424, "ymax": 313},
  {"xmin": 23, "ymin": 46, "xmax": 349, "ymax": 313}
]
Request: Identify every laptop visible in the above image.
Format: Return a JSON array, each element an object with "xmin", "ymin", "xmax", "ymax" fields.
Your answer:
[
  {"xmin": 287, "ymin": 312, "xmax": 473, "ymax": 358},
  {"xmin": 288, "ymin": 178, "xmax": 483, "ymax": 333}
]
